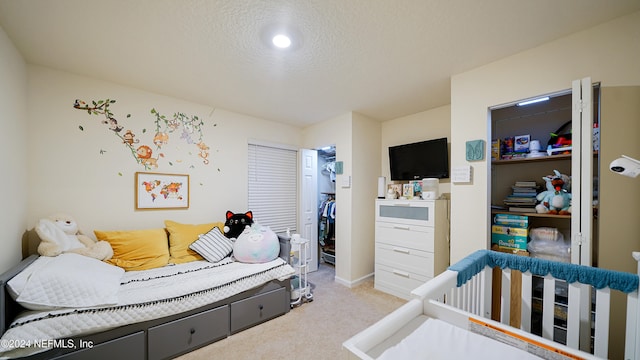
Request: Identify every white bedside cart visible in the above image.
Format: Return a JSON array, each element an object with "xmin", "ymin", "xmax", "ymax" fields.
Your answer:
[{"xmin": 289, "ymin": 233, "xmax": 314, "ymax": 307}]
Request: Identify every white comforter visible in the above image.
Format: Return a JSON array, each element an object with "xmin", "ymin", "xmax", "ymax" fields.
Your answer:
[{"xmin": 0, "ymin": 256, "xmax": 294, "ymax": 358}]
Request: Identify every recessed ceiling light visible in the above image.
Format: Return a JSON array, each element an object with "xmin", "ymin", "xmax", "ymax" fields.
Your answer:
[
  {"xmin": 272, "ymin": 34, "xmax": 291, "ymax": 48},
  {"xmin": 260, "ymin": 24, "xmax": 302, "ymax": 51}
]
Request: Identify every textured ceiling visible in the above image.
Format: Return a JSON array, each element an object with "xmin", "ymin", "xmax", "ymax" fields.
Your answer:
[{"xmin": 1, "ymin": 0, "xmax": 639, "ymax": 127}]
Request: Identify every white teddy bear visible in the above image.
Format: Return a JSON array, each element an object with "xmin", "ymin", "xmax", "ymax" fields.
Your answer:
[{"xmin": 35, "ymin": 213, "xmax": 113, "ymax": 260}]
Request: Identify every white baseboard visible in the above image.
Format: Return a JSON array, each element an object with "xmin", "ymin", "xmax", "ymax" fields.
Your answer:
[{"xmin": 334, "ymin": 272, "xmax": 374, "ymax": 288}]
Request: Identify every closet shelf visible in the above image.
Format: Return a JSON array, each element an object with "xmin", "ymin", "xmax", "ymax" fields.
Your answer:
[
  {"xmin": 491, "ymin": 209, "xmax": 571, "ymax": 219},
  {"xmin": 491, "ymin": 152, "xmax": 598, "ymax": 165},
  {"xmin": 492, "ymin": 153, "xmax": 571, "ymax": 165}
]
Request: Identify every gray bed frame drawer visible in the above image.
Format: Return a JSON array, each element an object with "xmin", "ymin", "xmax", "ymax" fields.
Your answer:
[
  {"xmin": 148, "ymin": 305, "xmax": 229, "ymax": 360},
  {"xmin": 230, "ymin": 287, "xmax": 287, "ymax": 333},
  {"xmin": 51, "ymin": 331, "xmax": 145, "ymax": 360}
]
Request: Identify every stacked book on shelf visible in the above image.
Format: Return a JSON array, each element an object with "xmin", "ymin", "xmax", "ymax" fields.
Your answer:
[{"xmin": 503, "ymin": 180, "xmax": 539, "ymax": 213}]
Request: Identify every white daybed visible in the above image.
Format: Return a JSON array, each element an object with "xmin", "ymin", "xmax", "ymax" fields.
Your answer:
[{"xmin": 344, "ymin": 249, "xmax": 640, "ymax": 360}]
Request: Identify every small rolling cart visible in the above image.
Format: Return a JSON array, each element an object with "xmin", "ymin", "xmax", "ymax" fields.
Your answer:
[{"xmin": 289, "ymin": 233, "xmax": 313, "ymax": 307}]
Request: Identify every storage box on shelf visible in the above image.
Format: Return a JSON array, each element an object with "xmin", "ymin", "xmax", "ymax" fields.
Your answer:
[
  {"xmin": 491, "ymin": 225, "xmax": 528, "ymax": 251},
  {"xmin": 374, "ymin": 199, "xmax": 450, "ymax": 300}
]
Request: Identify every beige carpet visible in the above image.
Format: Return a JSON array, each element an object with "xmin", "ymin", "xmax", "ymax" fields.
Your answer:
[{"xmin": 177, "ymin": 263, "xmax": 406, "ymax": 360}]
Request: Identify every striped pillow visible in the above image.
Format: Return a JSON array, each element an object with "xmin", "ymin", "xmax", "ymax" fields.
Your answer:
[{"xmin": 189, "ymin": 227, "xmax": 234, "ymax": 263}]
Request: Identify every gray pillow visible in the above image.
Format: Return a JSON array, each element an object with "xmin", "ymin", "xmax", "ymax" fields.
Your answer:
[{"xmin": 189, "ymin": 227, "xmax": 233, "ymax": 263}]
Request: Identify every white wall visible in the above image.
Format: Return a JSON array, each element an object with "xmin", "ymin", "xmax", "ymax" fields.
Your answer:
[
  {"xmin": 26, "ymin": 66, "xmax": 302, "ymax": 235},
  {"xmin": 302, "ymin": 113, "xmax": 352, "ymax": 283},
  {"xmin": 350, "ymin": 113, "xmax": 381, "ymax": 284},
  {"xmin": 449, "ymin": 11, "xmax": 640, "ymax": 264},
  {"xmin": 0, "ymin": 26, "xmax": 28, "ymax": 273},
  {"xmin": 381, "ymin": 105, "xmax": 452, "ymax": 196},
  {"xmin": 302, "ymin": 112, "xmax": 381, "ymax": 285}
]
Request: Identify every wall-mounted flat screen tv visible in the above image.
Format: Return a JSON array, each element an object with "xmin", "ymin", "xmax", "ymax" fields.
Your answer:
[{"xmin": 389, "ymin": 137, "xmax": 449, "ymax": 180}]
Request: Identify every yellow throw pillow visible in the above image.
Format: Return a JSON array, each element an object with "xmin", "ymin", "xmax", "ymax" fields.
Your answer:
[
  {"xmin": 164, "ymin": 220, "xmax": 225, "ymax": 264},
  {"xmin": 95, "ymin": 228, "xmax": 170, "ymax": 271}
]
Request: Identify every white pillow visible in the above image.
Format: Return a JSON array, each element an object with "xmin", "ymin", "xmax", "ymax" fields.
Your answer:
[
  {"xmin": 6, "ymin": 255, "xmax": 54, "ymax": 299},
  {"xmin": 7, "ymin": 253, "xmax": 125, "ymax": 310},
  {"xmin": 189, "ymin": 226, "xmax": 234, "ymax": 263}
]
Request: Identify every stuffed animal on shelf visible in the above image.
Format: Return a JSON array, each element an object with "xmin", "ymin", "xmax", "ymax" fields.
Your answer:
[
  {"xmin": 535, "ymin": 170, "xmax": 572, "ymax": 215},
  {"xmin": 232, "ymin": 223, "xmax": 279, "ymax": 263},
  {"xmin": 35, "ymin": 213, "xmax": 113, "ymax": 260},
  {"xmin": 223, "ymin": 210, "xmax": 254, "ymax": 239}
]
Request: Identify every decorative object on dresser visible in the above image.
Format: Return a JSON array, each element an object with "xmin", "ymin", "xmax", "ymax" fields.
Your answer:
[
  {"xmin": 374, "ymin": 199, "xmax": 450, "ymax": 300},
  {"xmin": 377, "ymin": 176, "xmax": 386, "ymax": 199},
  {"xmin": 386, "ymin": 184, "xmax": 402, "ymax": 199}
]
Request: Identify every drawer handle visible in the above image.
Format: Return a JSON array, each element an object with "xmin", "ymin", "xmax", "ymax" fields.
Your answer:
[
  {"xmin": 392, "ymin": 269, "xmax": 410, "ymax": 278},
  {"xmin": 393, "ymin": 225, "xmax": 411, "ymax": 231},
  {"xmin": 392, "ymin": 247, "xmax": 410, "ymax": 254},
  {"xmin": 190, "ymin": 328, "xmax": 196, "ymax": 335}
]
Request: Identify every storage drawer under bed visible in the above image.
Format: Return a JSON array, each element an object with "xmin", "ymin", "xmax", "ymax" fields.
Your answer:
[
  {"xmin": 50, "ymin": 331, "xmax": 145, "ymax": 360},
  {"xmin": 147, "ymin": 305, "xmax": 229, "ymax": 360},
  {"xmin": 230, "ymin": 287, "xmax": 288, "ymax": 333}
]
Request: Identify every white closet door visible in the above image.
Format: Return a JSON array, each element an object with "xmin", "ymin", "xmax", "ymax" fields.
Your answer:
[
  {"xmin": 572, "ymin": 77, "xmax": 595, "ymax": 353},
  {"xmin": 299, "ymin": 149, "xmax": 318, "ymax": 272},
  {"xmin": 570, "ymin": 77, "xmax": 593, "ymax": 266}
]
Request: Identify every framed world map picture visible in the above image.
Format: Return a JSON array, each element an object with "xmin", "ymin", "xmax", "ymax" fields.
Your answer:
[{"xmin": 135, "ymin": 172, "xmax": 189, "ymax": 210}]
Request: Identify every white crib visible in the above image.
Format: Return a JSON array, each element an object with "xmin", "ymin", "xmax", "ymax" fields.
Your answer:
[{"xmin": 344, "ymin": 250, "xmax": 640, "ymax": 360}]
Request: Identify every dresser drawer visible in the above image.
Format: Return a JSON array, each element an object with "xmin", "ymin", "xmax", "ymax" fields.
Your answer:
[
  {"xmin": 376, "ymin": 200, "xmax": 435, "ymax": 227},
  {"xmin": 230, "ymin": 287, "xmax": 288, "ymax": 333},
  {"xmin": 374, "ymin": 263, "xmax": 431, "ymax": 300},
  {"xmin": 148, "ymin": 306, "xmax": 229, "ymax": 360},
  {"xmin": 375, "ymin": 222, "xmax": 434, "ymax": 251},
  {"xmin": 375, "ymin": 243, "xmax": 434, "ymax": 278}
]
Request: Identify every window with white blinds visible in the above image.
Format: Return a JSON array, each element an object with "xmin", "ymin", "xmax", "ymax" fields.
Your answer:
[{"xmin": 247, "ymin": 143, "xmax": 297, "ymax": 235}]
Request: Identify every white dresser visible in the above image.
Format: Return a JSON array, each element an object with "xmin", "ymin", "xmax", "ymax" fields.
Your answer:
[{"xmin": 374, "ymin": 199, "xmax": 450, "ymax": 300}]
